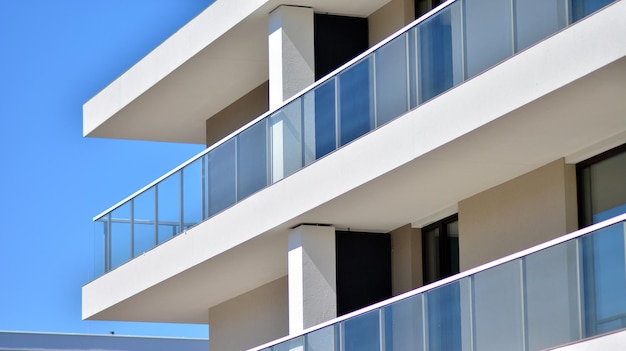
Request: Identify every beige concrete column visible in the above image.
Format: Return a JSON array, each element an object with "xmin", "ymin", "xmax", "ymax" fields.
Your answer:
[{"xmin": 288, "ymin": 225, "xmax": 337, "ymax": 334}]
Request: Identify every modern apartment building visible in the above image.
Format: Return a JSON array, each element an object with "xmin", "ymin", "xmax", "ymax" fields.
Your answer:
[{"xmin": 82, "ymin": 0, "xmax": 626, "ymax": 350}]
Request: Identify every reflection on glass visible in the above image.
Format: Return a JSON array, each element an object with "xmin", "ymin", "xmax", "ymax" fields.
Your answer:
[
  {"xmin": 339, "ymin": 58, "xmax": 373, "ymax": 146},
  {"xmin": 133, "ymin": 187, "xmax": 155, "ymax": 257},
  {"xmin": 94, "ymin": 216, "xmax": 108, "ymax": 276},
  {"xmin": 582, "ymin": 222, "xmax": 626, "ymax": 335},
  {"xmin": 464, "ymin": 0, "xmax": 513, "ymax": 78},
  {"xmin": 182, "ymin": 158, "xmax": 203, "ymax": 229},
  {"xmin": 473, "ymin": 260, "xmax": 524, "ymax": 351},
  {"xmin": 342, "ymin": 310, "xmax": 380, "ymax": 351},
  {"xmin": 157, "ymin": 172, "xmax": 181, "ymax": 244},
  {"xmin": 271, "ymin": 99, "xmax": 303, "ymax": 182},
  {"xmin": 383, "ymin": 294, "xmax": 425, "ymax": 351},
  {"xmin": 110, "ymin": 202, "xmax": 131, "ymax": 270},
  {"xmin": 426, "ymin": 281, "xmax": 463, "ymax": 351},
  {"xmin": 571, "ymin": 0, "xmax": 614, "ymax": 21},
  {"xmin": 525, "ymin": 242, "xmax": 581, "ymax": 350},
  {"xmin": 237, "ymin": 120, "xmax": 268, "ymax": 200},
  {"xmin": 418, "ymin": 2, "xmax": 463, "ymax": 102},
  {"xmin": 375, "ymin": 34, "xmax": 409, "ymax": 126},
  {"xmin": 306, "ymin": 78, "xmax": 336, "ymax": 160},
  {"xmin": 207, "ymin": 139, "xmax": 236, "ymax": 216},
  {"xmin": 273, "ymin": 336, "xmax": 304, "ymax": 351},
  {"xmin": 515, "ymin": 0, "xmax": 567, "ymax": 51},
  {"xmin": 306, "ymin": 325, "xmax": 337, "ymax": 351}
]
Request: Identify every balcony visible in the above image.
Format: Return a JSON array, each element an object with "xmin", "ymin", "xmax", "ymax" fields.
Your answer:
[
  {"xmin": 91, "ymin": 0, "xmax": 621, "ymax": 279},
  {"xmin": 248, "ymin": 214, "xmax": 626, "ymax": 351}
]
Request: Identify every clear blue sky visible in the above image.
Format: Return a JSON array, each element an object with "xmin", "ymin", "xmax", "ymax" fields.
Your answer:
[{"xmin": 0, "ymin": 1, "xmax": 215, "ymax": 338}]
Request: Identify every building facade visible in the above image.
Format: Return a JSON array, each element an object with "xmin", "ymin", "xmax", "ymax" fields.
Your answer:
[{"xmin": 82, "ymin": 0, "xmax": 626, "ymax": 350}]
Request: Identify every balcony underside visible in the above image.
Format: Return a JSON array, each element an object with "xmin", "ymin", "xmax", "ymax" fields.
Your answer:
[
  {"xmin": 82, "ymin": 0, "xmax": 392, "ymax": 144},
  {"xmin": 83, "ymin": 1, "xmax": 626, "ymax": 324}
]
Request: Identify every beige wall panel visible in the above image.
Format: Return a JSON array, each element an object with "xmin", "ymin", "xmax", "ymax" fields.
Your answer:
[
  {"xmin": 208, "ymin": 276, "xmax": 288, "ymax": 351},
  {"xmin": 368, "ymin": 0, "xmax": 415, "ymax": 46},
  {"xmin": 459, "ymin": 159, "xmax": 577, "ymax": 271},
  {"xmin": 390, "ymin": 224, "xmax": 423, "ymax": 295},
  {"xmin": 205, "ymin": 81, "xmax": 269, "ymax": 147}
]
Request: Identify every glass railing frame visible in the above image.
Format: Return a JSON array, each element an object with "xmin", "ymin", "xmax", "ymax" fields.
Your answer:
[
  {"xmin": 248, "ymin": 212, "xmax": 626, "ymax": 351},
  {"xmin": 91, "ymin": 0, "xmax": 619, "ymax": 278},
  {"xmin": 91, "ymin": 0, "xmax": 457, "ymax": 223}
]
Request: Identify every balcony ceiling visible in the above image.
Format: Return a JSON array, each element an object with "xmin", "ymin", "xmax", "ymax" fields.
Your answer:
[{"xmin": 82, "ymin": 0, "xmax": 393, "ymax": 144}]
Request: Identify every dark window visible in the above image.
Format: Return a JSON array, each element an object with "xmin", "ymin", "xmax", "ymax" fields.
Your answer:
[
  {"xmin": 422, "ymin": 214, "xmax": 459, "ymax": 285},
  {"xmin": 577, "ymin": 143, "xmax": 626, "ymax": 227}
]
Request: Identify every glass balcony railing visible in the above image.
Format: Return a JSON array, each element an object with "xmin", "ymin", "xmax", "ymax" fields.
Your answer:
[
  {"xmin": 92, "ymin": 0, "xmax": 617, "ymax": 277},
  {"xmin": 249, "ymin": 214, "xmax": 626, "ymax": 351}
]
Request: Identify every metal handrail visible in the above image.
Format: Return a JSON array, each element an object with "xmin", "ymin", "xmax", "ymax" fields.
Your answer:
[
  {"xmin": 249, "ymin": 213, "xmax": 626, "ymax": 351},
  {"xmin": 92, "ymin": 0, "xmax": 457, "ymax": 221}
]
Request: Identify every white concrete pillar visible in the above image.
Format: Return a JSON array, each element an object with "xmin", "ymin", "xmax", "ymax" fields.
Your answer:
[
  {"xmin": 288, "ymin": 225, "xmax": 337, "ymax": 335},
  {"xmin": 268, "ymin": 5, "xmax": 315, "ymax": 110}
]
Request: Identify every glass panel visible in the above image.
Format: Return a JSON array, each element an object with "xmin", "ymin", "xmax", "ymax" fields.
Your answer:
[
  {"xmin": 338, "ymin": 57, "xmax": 374, "ymax": 146},
  {"xmin": 525, "ymin": 241, "xmax": 581, "ymax": 350},
  {"xmin": 516, "ymin": 0, "xmax": 568, "ymax": 51},
  {"xmin": 582, "ymin": 222, "xmax": 626, "ymax": 336},
  {"xmin": 417, "ymin": 2, "xmax": 463, "ymax": 102},
  {"xmin": 422, "ymin": 226, "xmax": 440, "ymax": 285},
  {"xmin": 383, "ymin": 294, "xmax": 425, "ymax": 351},
  {"xmin": 110, "ymin": 202, "xmax": 131, "ymax": 270},
  {"xmin": 182, "ymin": 158, "xmax": 203, "ymax": 229},
  {"xmin": 207, "ymin": 139, "xmax": 236, "ymax": 216},
  {"xmin": 271, "ymin": 98, "xmax": 303, "ymax": 182},
  {"xmin": 571, "ymin": 0, "xmax": 614, "ymax": 21},
  {"xmin": 272, "ymin": 336, "xmax": 303, "ymax": 351},
  {"xmin": 408, "ymin": 28, "xmax": 419, "ymax": 109},
  {"xmin": 425, "ymin": 280, "xmax": 466, "ymax": 351},
  {"xmin": 157, "ymin": 171, "xmax": 181, "ymax": 244},
  {"xmin": 341, "ymin": 309, "xmax": 380, "ymax": 351},
  {"xmin": 133, "ymin": 187, "xmax": 155, "ymax": 256},
  {"xmin": 304, "ymin": 78, "xmax": 337, "ymax": 162},
  {"xmin": 375, "ymin": 34, "xmax": 409, "ymax": 126},
  {"xmin": 94, "ymin": 216, "xmax": 108, "ymax": 276},
  {"xmin": 473, "ymin": 260, "xmax": 524, "ymax": 351},
  {"xmin": 464, "ymin": 0, "xmax": 513, "ymax": 78},
  {"xmin": 306, "ymin": 325, "xmax": 338, "ymax": 351},
  {"xmin": 237, "ymin": 119, "xmax": 268, "ymax": 200}
]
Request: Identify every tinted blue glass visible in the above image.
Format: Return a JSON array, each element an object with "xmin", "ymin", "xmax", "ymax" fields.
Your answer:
[
  {"xmin": 339, "ymin": 57, "xmax": 373, "ymax": 146},
  {"xmin": 375, "ymin": 34, "xmax": 409, "ymax": 126},
  {"xmin": 582, "ymin": 222, "xmax": 626, "ymax": 335},
  {"xmin": 464, "ymin": 0, "xmax": 513, "ymax": 78},
  {"xmin": 306, "ymin": 325, "xmax": 338, "ymax": 351},
  {"xmin": 425, "ymin": 282, "xmax": 461, "ymax": 351},
  {"xmin": 342, "ymin": 309, "xmax": 380, "ymax": 351},
  {"xmin": 237, "ymin": 120, "xmax": 268, "ymax": 200},
  {"xmin": 418, "ymin": 3, "xmax": 462, "ymax": 102},
  {"xmin": 207, "ymin": 139, "xmax": 236, "ymax": 216},
  {"xmin": 311, "ymin": 78, "xmax": 337, "ymax": 159},
  {"xmin": 383, "ymin": 294, "xmax": 425, "ymax": 351},
  {"xmin": 571, "ymin": 0, "xmax": 614, "ymax": 21},
  {"xmin": 515, "ymin": 0, "xmax": 567, "ymax": 51}
]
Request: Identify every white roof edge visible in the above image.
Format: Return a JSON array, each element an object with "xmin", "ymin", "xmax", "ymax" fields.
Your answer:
[{"xmin": 82, "ymin": 0, "xmax": 269, "ymax": 137}]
